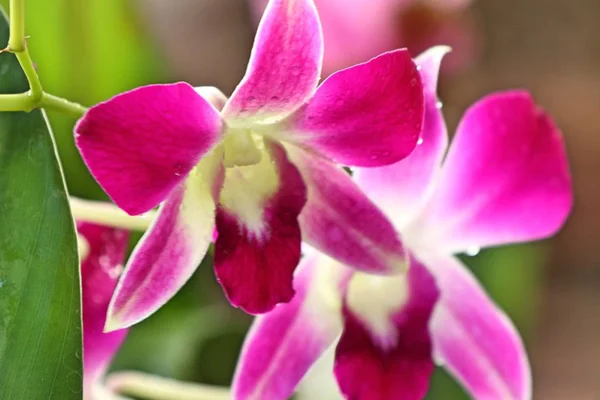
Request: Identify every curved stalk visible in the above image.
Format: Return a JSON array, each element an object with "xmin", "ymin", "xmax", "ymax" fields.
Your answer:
[{"xmin": 70, "ymin": 197, "xmax": 155, "ymax": 231}]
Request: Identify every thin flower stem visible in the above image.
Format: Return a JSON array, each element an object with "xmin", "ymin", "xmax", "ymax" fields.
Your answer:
[
  {"xmin": 0, "ymin": 0, "xmax": 88, "ymax": 116},
  {"xmin": 105, "ymin": 372, "xmax": 231, "ymax": 400},
  {"xmin": 8, "ymin": 0, "xmax": 25, "ymax": 52},
  {"xmin": 40, "ymin": 92, "xmax": 88, "ymax": 116},
  {"xmin": 70, "ymin": 197, "xmax": 155, "ymax": 231},
  {"xmin": 8, "ymin": 0, "xmax": 42, "ymax": 105}
]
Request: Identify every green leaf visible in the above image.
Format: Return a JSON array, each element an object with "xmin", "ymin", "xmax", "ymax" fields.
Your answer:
[{"xmin": 0, "ymin": 8, "xmax": 82, "ymax": 400}]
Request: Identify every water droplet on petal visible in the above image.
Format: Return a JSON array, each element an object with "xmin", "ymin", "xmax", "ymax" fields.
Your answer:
[
  {"xmin": 417, "ymin": 138, "xmax": 424, "ymax": 145},
  {"xmin": 173, "ymin": 162, "xmax": 184, "ymax": 177},
  {"xmin": 436, "ymin": 100, "xmax": 443, "ymax": 109},
  {"xmin": 465, "ymin": 246, "xmax": 480, "ymax": 256}
]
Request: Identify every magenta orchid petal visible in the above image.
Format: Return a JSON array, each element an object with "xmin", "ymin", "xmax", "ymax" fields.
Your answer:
[
  {"xmin": 250, "ymin": 0, "xmax": 399, "ymax": 75},
  {"xmin": 287, "ymin": 145, "xmax": 407, "ymax": 274},
  {"xmin": 106, "ymin": 153, "xmax": 223, "ymax": 331},
  {"xmin": 214, "ymin": 141, "xmax": 307, "ymax": 314},
  {"xmin": 285, "ymin": 49, "xmax": 424, "ymax": 167},
  {"xmin": 409, "ymin": 91, "xmax": 572, "ymax": 252},
  {"xmin": 222, "ymin": 0, "xmax": 323, "ymax": 124},
  {"xmin": 77, "ymin": 223, "xmax": 129, "ymax": 397},
  {"xmin": 75, "ymin": 82, "xmax": 223, "ymax": 215},
  {"xmin": 232, "ymin": 250, "xmax": 350, "ymax": 400},
  {"xmin": 334, "ymin": 261, "xmax": 439, "ymax": 400},
  {"xmin": 424, "ymin": 255, "xmax": 531, "ymax": 400},
  {"xmin": 354, "ymin": 46, "xmax": 449, "ymax": 228}
]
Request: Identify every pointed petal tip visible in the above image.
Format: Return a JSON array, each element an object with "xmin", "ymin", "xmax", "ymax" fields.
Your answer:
[
  {"xmin": 103, "ymin": 298, "xmax": 156, "ymax": 333},
  {"xmin": 223, "ymin": 0, "xmax": 323, "ymax": 123},
  {"xmin": 102, "ymin": 311, "xmax": 129, "ymax": 334},
  {"xmin": 419, "ymin": 45, "xmax": 453, "ymax": 60},
  {"xmin": 195, "ymin": 86, "xmax": 228, "ymax": 111},
  {"xmin": 415, "ymin": 46, "xmax": 451, "ymax": 97}
]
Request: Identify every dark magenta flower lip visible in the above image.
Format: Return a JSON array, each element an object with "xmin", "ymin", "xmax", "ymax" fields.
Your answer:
[
  {"xmin": 74, "ymin": 0, "xmax": 425, "ymax": 332},
  {"xmin": 232, "ymin": 45, "xmax": 572, "ymax": 400}
]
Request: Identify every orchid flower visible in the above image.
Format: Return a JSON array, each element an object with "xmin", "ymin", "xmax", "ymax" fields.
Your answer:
[
  {"xmin": 74, "ymin": 0, "xmax": 425, "ymax": 330},
  {"xmin": 77, "ymin": 223, "xmax": 129, "ymax": 399},
  {"xmin": 232, "ymin": 46, "xmax": 573, "ymax": 400}
]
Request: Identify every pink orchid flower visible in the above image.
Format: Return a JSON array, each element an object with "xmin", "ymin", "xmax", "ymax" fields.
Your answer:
[
  {"xmin": 232, "ymin": 47, "xmax": 573, "ymax": 400},
  {"xmin": 74, "ymin": 0, "xmax": 424, "ymax": 331},
  {"xmin": 77, "ymin": 223, "xmax": 129, "ymax": 399}
]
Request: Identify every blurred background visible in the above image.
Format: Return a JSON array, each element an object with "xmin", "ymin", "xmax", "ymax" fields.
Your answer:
[{"xmin": 8, "ymin": 0, "xmax": 599, "ymax": 398}]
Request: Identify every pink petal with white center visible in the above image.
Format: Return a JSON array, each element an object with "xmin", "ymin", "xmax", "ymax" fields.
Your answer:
[
  {"xmin": 354, "ymin": 46, "xmax": 449, "ymax": 228},
  {"xmin": 408, "ymin": 91, "xmax": 572, "ymax": 253},
  {"xmin": 232, "ymin": 250, "xmax": 350, "ymax": 400},
  {"xmin": 424, "ymin": 255, "xmax": 531, "ymax": 400},
  {"xmin": 285, "ymin": 49, "xmax": 424, "ymax": 167},
  {"xmin": 105, "ymin": 152, "xmax": 223, "ymax": 331},
  {"xmin": 214, "ymin": 141, "xmax": 307, "ymax": 314},
  {"xmin": 334, "ymin": 260, "xmax": 439, "ymax": 400},
  {"xmin": 77, "ymin": 223, "xmax": 129, "ymax": 398},
  {"xmin": 287, "ymin": 145, "xmax": 407, "ymax": 274},
  {"xmin": 222, "ymin": 0, "xmax": 323, "ymax": 124},
  {"xmin": 75, "ymin": 82, "xmax": 223, "ymax": 215}
]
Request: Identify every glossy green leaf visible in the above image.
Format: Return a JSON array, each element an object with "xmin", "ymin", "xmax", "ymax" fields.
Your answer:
[{"xmin": 0, "ymin": 8, "xmax": 82, "ymax": 400}]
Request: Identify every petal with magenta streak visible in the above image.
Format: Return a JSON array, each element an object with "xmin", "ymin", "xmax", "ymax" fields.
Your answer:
[
  {"xmin": 222, "ymin": 0, "xmax": 323, "ymax": 124},
  {"xmin": 105, "ymin": 151, "xmax": 223, "ymax": 331},
  {"xmin": 287, "ymin": 145, "xmax": 407, "ymax": 274}
]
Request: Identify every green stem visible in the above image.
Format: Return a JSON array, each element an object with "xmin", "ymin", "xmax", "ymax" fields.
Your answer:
[
  {"xmin": 0, "ymin": 0, "xmax": 88, "ymax": 116},
  {"xmin": 0, "ymin": 92, "xmax": 35, "ymax": 111},
  {"xmin": 105, "ymin": 372, "xmax": 230, "ymax": 400},
  {"xmin": 15, "ymin": 49, "xmax": 42, "ymax": 103},
  {"xmin": 8, "ymin": 0, "xmax": 25, "ymax": 52},
  {"xmin": 40, "ymin": 93, "xmax": 88, "ymax": 116},
  {"xmin": 70, "ymin": 197, "xmax": 155, "ymax": 231}
]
